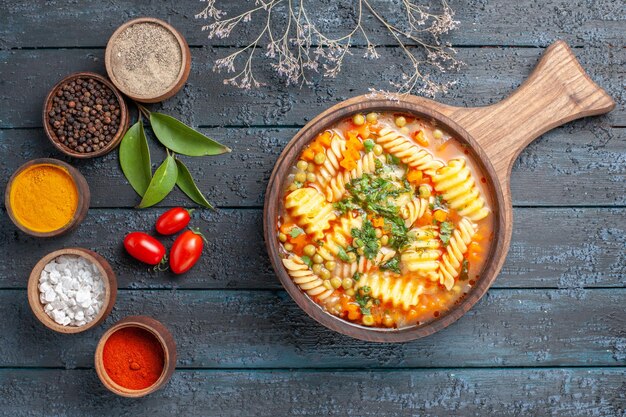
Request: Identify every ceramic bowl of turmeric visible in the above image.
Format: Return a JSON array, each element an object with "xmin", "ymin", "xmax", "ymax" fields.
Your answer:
[
  {"xmin": 5, "ymin": 158, "xmax": 90, "ymax": 237},
  {"xmin": 95, "ymin": 316, "xmax": 177, "ymax": 398}
]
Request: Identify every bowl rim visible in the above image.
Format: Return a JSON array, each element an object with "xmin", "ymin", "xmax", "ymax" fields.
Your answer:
[
  {"xmin": 5, "ymin": 158, "xmax": 90, "ymax": 238},
  {"xmin": 263, "ymin": 96, "xmax": 507, "ymax": 342},
  {"xmin": 42, "ymin": 71, "xmax": 130, "ymax": 159},
  {"xmin": 27, "ymin": 247, "xmax": 117, "ymax": 334},
  {"xmin": 94, "ymin": 316, "xmax": 176, "ymax": 398},
  {"xmin": 104, "ymin": 17, "xmax": 192, "ymax": 103}
]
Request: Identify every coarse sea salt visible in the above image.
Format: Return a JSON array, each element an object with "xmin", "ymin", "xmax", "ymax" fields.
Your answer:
[{"xmin": 39, "ymin": 254, "xmax": 105, "ymax": 327}]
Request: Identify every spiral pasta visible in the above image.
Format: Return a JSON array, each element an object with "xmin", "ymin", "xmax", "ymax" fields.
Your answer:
[
  {"xmin": 324, "ymin": 152, "xmax": 379, "ymax": 202},
  {"xmin": 282, "ymin": 256, "xmax": 334, "ymax": 301},
  {"xmin": 400, "ymin": 226, "xmax": 441, "ymax": 280},
  {"xmin": 333, "ymin": 247, "xmax": 397, "ymax": 278},
  {"xmin": 317, "ymin": 215, "xmax": 362, "ymax": 261},
  {"xmin": 315, "ymin": 131, "xmax": 347, "ymax": 188},
  {"xmin": 356, "ymin": 271, "xmax": 424, "ymax": 310},
  {"xmin": 431, "ymin": 158, "xmax": 490, "ymax": 221},
  {"xmin": 438, "ymin": 217, "xmax": 477, "ymax": 290},
  {"xmin": 400, "ymin": 196, "xmax": 430, "ymax": 228},
  {"xmin": 284, "ymin": 187, "xmax": 337, "ymax": 239},
  {"xmin": 375, "ymin": 127, "xmax": 444, "ymax": 175}
]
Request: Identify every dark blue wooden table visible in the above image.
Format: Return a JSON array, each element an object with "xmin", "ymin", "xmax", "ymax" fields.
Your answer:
[{"xmin": 1, "ymin": 1, "xmax": 624, "ymax": 415}]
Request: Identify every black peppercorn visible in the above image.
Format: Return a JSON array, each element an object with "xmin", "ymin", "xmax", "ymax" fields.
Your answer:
[{"xmin": 48, "ymin": 77, "xmax": 121, "ymax": 154}]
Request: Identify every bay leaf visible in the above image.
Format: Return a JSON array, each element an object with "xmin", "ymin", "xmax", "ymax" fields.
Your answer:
[
  {"xmin": 150, "ymin": 112, "xmax": 231, "ymax": 156},
  {"xmin": 119, "ymin": 120, "xmax": 152, "ymax": 197},
  {"xmin": 175, "ymin": 158, "xmax": 214, "ymax": 209},
  {"xmin": 137, "ymin": 154, "xmax": 178, "ymax": 208}
]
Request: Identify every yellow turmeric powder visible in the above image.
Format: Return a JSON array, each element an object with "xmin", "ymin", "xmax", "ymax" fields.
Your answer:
[{"xmin": 9, "ymin": 164, "xmax": 78, "ymax": 233}]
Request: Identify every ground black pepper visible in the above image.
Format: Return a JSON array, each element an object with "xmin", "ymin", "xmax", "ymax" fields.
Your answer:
[{"xmin": 47, "ymin": 77, "xmax": 121, "ymax": 154}]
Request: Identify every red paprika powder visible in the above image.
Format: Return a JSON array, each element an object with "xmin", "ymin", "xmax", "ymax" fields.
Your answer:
[{"xmin": 103, "ymin": 326, "xmax": 165, "ymax": 390}]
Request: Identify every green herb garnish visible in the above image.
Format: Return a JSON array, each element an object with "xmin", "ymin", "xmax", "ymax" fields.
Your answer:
[
  {"xmin": 380, "ymin": 256, "xmax": 401, "ymax": 273},
  {"xmin": 363, "ymin": 139, "xmax": 375, "ymax": 152},
  {"xmin": 301, "ymin": 256, "xmax": 313, "ymax": 268},
  {"xmin": 430, "ymin": 195, "xmax": 447, "ymax": 211},
  {"xmin": 355, "ymin": 286, "xmax": 373, "ymax": 314},
  {"xmin": 386, "ymin": 153, "xmax": 401, "ymax": 165},
  {"xmin": 336, "ymin": 246, "xmax": 351, "ymax": 262},
  {"xmin": 384, "ymin": 216, "xmax": 413, "ymax": 252},
  {"xmin": 352, "ymin": 272, "xmax": 362, "ymax": 282},
  {"xmin": 439, "ymin": 221, "xmax": 454, "ymax": 246},
  {"xmin": 289, "ymin": 226, "xmax": 305, "ymax": 238},
  {"xmin": 334, "ymin": 199, "xmax": 360, "ymax": 214},
  {"xmin": 351, "ymin": 220, "xmax": 380, "ymax": 260}
]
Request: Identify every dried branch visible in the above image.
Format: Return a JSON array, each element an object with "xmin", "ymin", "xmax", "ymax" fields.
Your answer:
[{"xmin": 196, "ymin": 0, "xmax": 461, "ymax": 97}]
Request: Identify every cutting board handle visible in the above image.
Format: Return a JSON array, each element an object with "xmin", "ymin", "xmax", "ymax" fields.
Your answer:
[{"xmin": 444, "ymin": 40, "xmax": 615, "ymax": 178}]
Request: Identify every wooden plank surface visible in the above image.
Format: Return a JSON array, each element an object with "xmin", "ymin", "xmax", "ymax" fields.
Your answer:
[
  {"xmin": 2, "ymin": 0, "xmax": 624, "ymax": 48},
  {"xmin": 1, "ymin": 289, "xmax": 624, "ymax": 368},
  {"xmin": 0, "ymin": 208, "xmax": 623, "ymax": 290},
  {"xmin": 1, "ymin": 368, "xmax": 624, "ymax": 416},
  {"xmin": 0, "ymin": 46, "xmax": 623, "ymax": 129},
  {"xmin": 1, "ymin": 126, "xmax": 624, "ymax": 208},
  {"xmin": 1, "ymin": 0, "xmax": 624, "ymax": 414}
]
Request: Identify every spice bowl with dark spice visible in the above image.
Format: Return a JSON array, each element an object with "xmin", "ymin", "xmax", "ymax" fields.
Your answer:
[
  {"xmin": 43, "ymin": 72, "xmax": 129, "ymax": 159},
  {"xmin": 105, "ymin": 17, "xmax": 191, "ymax": 103}
]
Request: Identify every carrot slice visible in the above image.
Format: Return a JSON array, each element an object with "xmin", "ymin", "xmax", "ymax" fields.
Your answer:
[
  {"xmin": 413, "ymin": 130, "xmax": 429, "ymax": 147},
  {"xmin": 407, "ymin": 169, "xmax": 423, "ymax": 184},
  {"xmin": 371, "ymin": 217, "xmax": 385, "ymax": 228}
]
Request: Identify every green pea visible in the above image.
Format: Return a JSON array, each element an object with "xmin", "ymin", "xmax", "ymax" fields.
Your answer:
[
  {"xmin": 278, "ymin": 233, "xmax": 287, "ymax": 243},
  {"xmin": 294, "ymin": 171, "xmax": 307, "ymax": 183},
  {"xmin": 375, "ymin": 228, "xmax": 383, "ymax": 238},
  {"xmin": 312, "ymin": 264, "xmax": 323, "ymax": 274},
  {"xmin": 362, "ymin": 315, "xmax": 375, "ymax": 326},
  {"xmin": 352, "ymin": 114, "xmax": 365, "ymax": 126},
  {"xmin": 418, "ymin": 185, "xmax": 431, "ymax": 198},
  {"xmin": 314, "ymin": 152, "xmax": 326, "ymax": 165},
  {"xmin": 303, "ymin": 244, "xmax": 316, "ymax": 257},
  {"xmin": 366, "ymin": 112, "xmax": 378, "ymax": 123},
  {"xmin": 313, "ymin": 254, "xmax": 324, "ymax": 264},
  {"xmin": 330, "ymin": 277, "xmax": 342, "ymax": 289},
  {"xmin": 284, "ymin": 243, "xmax": 293, "ymax": 251},
  {"xmin": 347, "ymin": 252, "xmax": 357, "ymax": 263},
  {"xmin": 373, "ymin": 144, "xmax": 383, "ymax": 156},
  {"xmin": 296, "ymin": 160, "xmax": 309, "ymax": 171},
  {"xmin": 320, "ymin": 268, "xmax": 331, "ymax": 280},
  {"xmin": 325, "ymin": 261, "xmax": 336, "ymax": 271},
  {"xmin": 395, "ymin": 116, "xmax": 407, "ymax": 127},
  {"xmin": 342, "ymin": 278, "xmax": 354, "ymax": 289},
  {"xmin": 323, "ymin": 280, "xmax": 333, "ymax": 290},
  {"xmin": 306, "ymin": 172, "xmax": 316, "ymax": 182},
  {"xmin": 380, "ymin": 235, "xmax": 389, "ymax": 245}
]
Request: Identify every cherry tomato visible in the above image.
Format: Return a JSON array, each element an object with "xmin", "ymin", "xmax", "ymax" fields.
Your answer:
[
  {"xmin": 124, "ymin": 232, "xmax": 166, "ymax": 265},
  {"xmin": 156, "ymin": 208, "xmax": 192, "ymax": 235},
  {"xmin": 169, "ymin": 230, "xmax": 205, "ymax": 274}
]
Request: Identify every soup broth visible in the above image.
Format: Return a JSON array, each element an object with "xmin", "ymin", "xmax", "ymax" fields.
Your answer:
[{"xmin": 277, "ymin": 112, "xmax": 494, "ymax": 328}]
